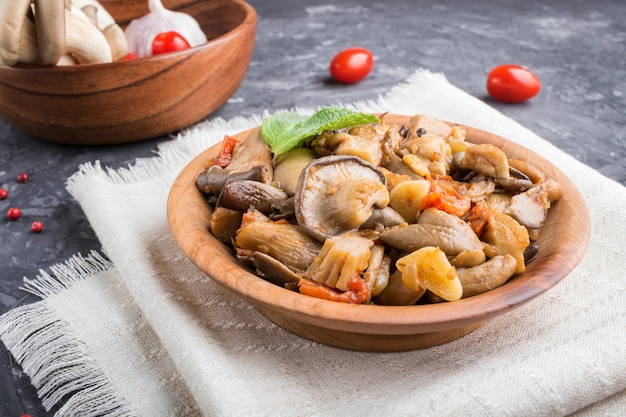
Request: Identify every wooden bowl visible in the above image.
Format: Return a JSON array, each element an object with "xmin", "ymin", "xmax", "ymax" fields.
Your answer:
[
  {"xmin": 0, "ymin": 0, "xmax": 256, "ymax": 145},
  {"xmin": 167, "ymin": 115, "xmax": 590, "ymax": 352}
]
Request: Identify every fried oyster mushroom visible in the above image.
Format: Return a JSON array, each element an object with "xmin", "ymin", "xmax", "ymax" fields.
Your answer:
[
  {"xmin": 195, "ymin": 112, "xmax": 563, "ymax": 306},
  {"xmin": 304, "ymin": 232, "xmax": 373, "ymax": 292},
  {"xmin": 234, "ymin": 209, "xmax": 321, "ymax": 273},
  {"xmin": 294, "ymin": 155, "xmax": 390, "ymax": 242}
]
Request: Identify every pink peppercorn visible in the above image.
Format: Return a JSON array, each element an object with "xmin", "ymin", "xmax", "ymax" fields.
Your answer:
[
  {"xmin": 31, "ymin": 221, "xmax": 43, "ymax": 233},
  {"xmin": 17, "ymin": 172, "xmax": 29, "ymax": 183}
]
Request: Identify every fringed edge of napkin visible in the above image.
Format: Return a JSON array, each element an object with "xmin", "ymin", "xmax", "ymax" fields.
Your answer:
[
  {"xmin": 20, "ymin": 251, "xmax": 112, "ymax": 298},
  {"xmin": 0, "ymin": 251, "xmax": 138, "ymax": 417}
]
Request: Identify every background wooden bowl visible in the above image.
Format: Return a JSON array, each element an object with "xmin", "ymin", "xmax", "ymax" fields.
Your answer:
[
  {"xmin": 0, "ymin": 0, "xmax": 256, "ymax": 145},
  {"xmin": 167, "ymin": 115, "xmax": 590, "ymax": 352}
]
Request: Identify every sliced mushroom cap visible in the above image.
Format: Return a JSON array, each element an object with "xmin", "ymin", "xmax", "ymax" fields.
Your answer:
[
  {"xmin": 209, "ymin": 206, "xmax": 243, "ymax": 244},
  {"xmin": 268, "ymin": 196, "xmax": 295, "ymax": 221},
  {"xmin": 482, "ymin": 211, "xmax": 530, "ymax": 274},
  {"xmin": 380, "ymin": 208, "xmax": 483, "ymax": 256},
  {"xmin": 496, "ymin": 166, "xmax": 534, "ymax": 192},
  {"xmin": 400, "ymin": 131, "xmax": 452, "ymax": 176},
  {"xmin": 380, "ymin": 140, "xmax": 404, "ymax": 172},
  {"xmin": 227, "ymin": 127, "xmax": 274, "ymax": 178},
  {"xmin": 196, "ymin": 165, "xmax": 269, "ymax": 197},
  {"xmin": 235, "ymin": 210, "xmax": 322, "ymax": 272},
  {"xmin": 458, "ymin": 254, "xmax": 517, "ymax": 298},
  {"xmin": 329, "ymin": 125, "xmax": 383, "ymax": 165},
  {"xmin": 251, "ymin": 251, "xmax": 301, "ymax": 287},
  {"xmin": 540, "ymin": 178, "xmax": 563, "ymax": 202},
  {"xmin": 505, "ymin": 178, "xmax": 563, "ymax": 229},
  {"xmin": 216, "ymin": 180, "xmax": 288, "ymax": 216},
  {"xmin": 453, "ymin": 144, "xmax": 510, "ymax": 179},
  {"xmin": 505, "ymin": 184, "xmax": 551, "ymax": 229},
  {"xmin": 360, "ymin": 206, "xmax": 407, "ymax": 230},
  {"xmin": 196, "ymin": 130, "xmax": 274, "ymax": 196},
  {"xmin": 484, "ymin": 193, "xmax": 512, "ymax": 213},
  {"xmin": 450, "ymin": 249, "xmax": 486, "ymax": 268},
  {"xmin": 407, "ymin": 114, "xmax": 452, "ymax": 140},
  {"xmin": 463, "ymin": 179, "xmax": 497, "ymax": 203},
  {"xmin": 508, "ymin": 159, "xmax": 545, "ymax": 184},
  {"xmin": 294, "ymin": 155, "xmax": 390, "ymax": 241}
]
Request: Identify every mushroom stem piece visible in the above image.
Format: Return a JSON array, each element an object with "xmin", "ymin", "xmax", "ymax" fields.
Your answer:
[
  {"xmin": 305, "ymin": 232, "xmax": 373, "ymax": 292},
  {"xmin": 64, "ymin": 8, "xmax": 112, "ymax": 64},
  {"xmin": 101, "ymin": 23, "xmax": 128, "ymax": 61},
  {"xmin": 235, "ymin": 210, "xmax": 322, "ymax": 272},
  {"xmin": 78, "ymin": 1, "xmax": 128, "ymax": 61},
  {"xmin": 17, "ymin": 17, "xmax": 42, "ymax": 65},
  {"xmin": 458, "ymin": 254, "xmax": 517, "ymax": 298},
  {"xmin": 34, "ymin": 0, "xmax": 66, "ymax": 65},
  {"xmin": 0, "ymin": 0, "xmax": 33, "ymax": 66}
]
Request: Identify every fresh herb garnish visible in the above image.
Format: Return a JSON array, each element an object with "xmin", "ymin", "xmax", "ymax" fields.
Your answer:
[{"xmin": 261, "ymin": 107, "xmax": 380, "ymax": 155}]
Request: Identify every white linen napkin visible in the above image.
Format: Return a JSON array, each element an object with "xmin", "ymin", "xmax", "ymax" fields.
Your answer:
[{"xmin": 1, "ymin": 69, "xmax": 625, "ymax": 417}]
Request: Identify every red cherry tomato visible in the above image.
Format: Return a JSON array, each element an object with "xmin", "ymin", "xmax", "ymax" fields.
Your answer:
[
  {"xmin": 151, "ymin": 31, "xmax": 191, "ymax": 56},
  {"xmin": 486, "ymin": 64, "xmax": 541, "ymax": 103},
  {"xmin": 122, "ymin": 53, "xmax": 137, "ymax": 61},
  {"xmin": 329, "ymin": 47, "xmax": 374, "ymax": 83}
]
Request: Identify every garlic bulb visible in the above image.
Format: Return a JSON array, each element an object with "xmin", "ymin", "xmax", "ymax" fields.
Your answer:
[{"xmin": 124, "ymin": 0, "xmax": 208, "ymax": 58}]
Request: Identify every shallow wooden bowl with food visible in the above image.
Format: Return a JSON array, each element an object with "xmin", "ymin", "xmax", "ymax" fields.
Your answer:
[
  {"xmin": 0, "ymin": 0, "xmax": 256, "ymax": 145},
  {"xmin": 167, "ymin": 114, "xmax": 590, "ymax": 352}
]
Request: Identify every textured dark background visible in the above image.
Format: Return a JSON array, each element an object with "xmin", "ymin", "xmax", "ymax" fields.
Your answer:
[{"xmin": 1, "ymin": 0, "xmax": 625, "ymax": 415}]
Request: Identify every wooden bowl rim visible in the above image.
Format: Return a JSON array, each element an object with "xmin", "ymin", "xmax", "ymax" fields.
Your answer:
[{"xmin": 167, "ymin": 114, "xmax": 590, "ymax": 335}]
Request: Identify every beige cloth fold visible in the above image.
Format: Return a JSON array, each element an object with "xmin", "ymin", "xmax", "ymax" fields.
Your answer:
[{"xmin": 1, "ymin": 69, "xmax": 625, "ymax": 417}]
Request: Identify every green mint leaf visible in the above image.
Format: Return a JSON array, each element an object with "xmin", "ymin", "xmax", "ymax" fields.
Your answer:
[{"xmin": 261, "ymin": 107, "xmax": 380, "ymax": 155}]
